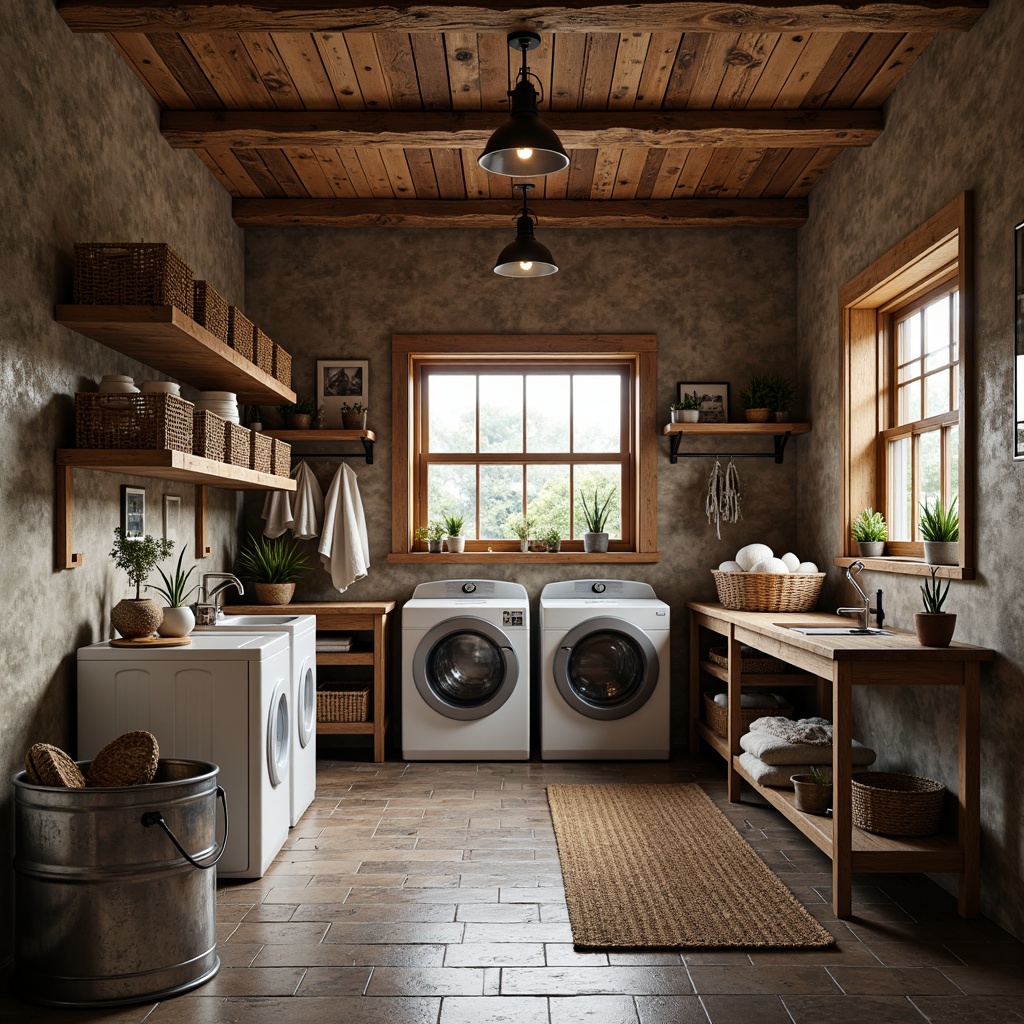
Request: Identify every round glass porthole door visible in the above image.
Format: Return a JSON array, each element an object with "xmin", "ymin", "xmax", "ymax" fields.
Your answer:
[
  {"xmin": 413, "ymin": 616, "xmax": 519, "ymax": 721},
  {"xmin": 267, "ymin": 679, "xmax": 290, "ymax": 787},
  {"xmin": 553, "ymin": 616, "xmax": 659, "ymax": 720},
  {"xmin": 298, "ymin": 660, "xmax": 315, "ymax": 749}
]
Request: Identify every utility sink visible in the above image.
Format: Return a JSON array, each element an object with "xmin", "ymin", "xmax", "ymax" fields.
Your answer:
[
  {"xmin": 785, "ymin": 625, "xmax": 891, "ymax": 636},
  {"xmin": 199, "ymin": 614, "xmax": 301, "ymax": 627}
]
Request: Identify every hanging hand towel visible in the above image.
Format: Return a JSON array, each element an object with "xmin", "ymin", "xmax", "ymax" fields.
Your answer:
[
  {"xmin": 261, "ymin": 487, "xmax": 294, "ymax": 538},
  {"xmin": 318, "ymin": 462, "xmax": 370, "ymax": 593},
  {"xmin": 291, "ymin": 460, "xmax": 324, "ymax": 540}
]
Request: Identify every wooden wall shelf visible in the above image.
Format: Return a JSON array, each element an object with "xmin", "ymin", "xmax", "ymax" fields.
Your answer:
[
  {"xmin": 55, "ymin": 304, "xmax": 296, "ymax": 405},
  {"xmin": 663, "ymin": 421, "xmax": 811, "ymax": 463},
  {"xmin": 264, "ymin": 428, "xmax": 376, "ymax": 464}
]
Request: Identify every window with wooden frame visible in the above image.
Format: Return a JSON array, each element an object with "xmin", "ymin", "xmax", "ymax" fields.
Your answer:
[
  {"xmin": 839, "ymin": 192, "xmax": 974, "ymax": 578},
  {"xmin": 389, "ymin": 335, "xmax": 659, "ymax": 562}
]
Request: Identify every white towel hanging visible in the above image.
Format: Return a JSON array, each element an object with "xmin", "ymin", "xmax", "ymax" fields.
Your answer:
[
  {"xmin": 318, "ymin": 462, "xmax": 369, "ymax": 593},
  {"xmin": 291, "ymin": 460, "xmax": 324, "ymax": 540},
  {"xmin": 261, "ymin": 486, "xmax": 293, "ymax": 538}
]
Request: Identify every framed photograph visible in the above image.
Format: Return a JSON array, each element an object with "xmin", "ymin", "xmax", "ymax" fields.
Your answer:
[
  {"xmin": 318, "ymin": 359, "xmax": 368, "ymax": 428},
  {"xmin": 120, "ymin": 485, "xmax": 146, "ymax": 539},
  {"xmin": 163, "ymin": 494, "xmax": 181, "ymax": 543},
  {"xmin": 677, "ymin": 382, "xmax": 729, "ymax": 423}
]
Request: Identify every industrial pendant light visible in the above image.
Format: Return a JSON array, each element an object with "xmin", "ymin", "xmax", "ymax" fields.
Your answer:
[
  {"xmin": 478, "ymin": 31, "xmax": 569, "ymax": 177},
  {"xmin": 493, "ymin": 183, "xmax": 558, "ymax": 278}
]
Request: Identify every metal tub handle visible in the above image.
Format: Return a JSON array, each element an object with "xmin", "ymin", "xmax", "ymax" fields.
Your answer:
[{"xmin": 140, "ymin": 785, "xmax": 229, "ymax": 870}]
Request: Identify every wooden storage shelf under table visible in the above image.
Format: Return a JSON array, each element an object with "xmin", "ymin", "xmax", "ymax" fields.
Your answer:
[
  {"xmin": 688, "ymin": 601, "xmax": 993, "ymax": 919},
  {"xmin": 229, "ymin": 601, "xmax": 395, "ymax": 763}
]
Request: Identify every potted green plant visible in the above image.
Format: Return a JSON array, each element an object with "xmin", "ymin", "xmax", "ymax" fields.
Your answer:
[
  {"xmin": 279, "ymin": 396, "xmax": 316, "ymax": 430},
  {"xmin": 237, "ymin": 534, "xmax": 310, "ymax": 604},
  {"xmin": 578, "ymin": 485, "xmax": 615, "ymax": 553},
  {"xmin": 442, "ymin": 513, "xmax": 465, "ymax": 553},
  {"xmin": 919, "ymin": 496, "xmax": 959, "ymax": 565},
  {"xmin": 739, "ymin": 374, "xmax": 775, "ymax": 422},
  {"xmin": 916, "ymin": 564, "xmax": 956, "ymax": 647},
  {"xmin": 790, "ymin": 765, "xmax": 833, "ymax": 815},
  {"xmin": 341, "ymin": 401, "xmax": 368, "ymax": 430},
  {"xmin": 247, "ymin": 404, "xmax": 263, "ymax": 431},
  {"xmin": 108, "ymin": 528, "xmax": 174, "ymax": 638},
  {"xmin": 765, "ymin": 374, "xmax": 796, "ymax": 421},
  {"xmin": 542, "ymin": 526, "xmax": 562, "ymax": 554},
  {"xmin": 505, "ymin": 512, "xmax": 536, "ymax": 552},
  {"xmin": 147, "ymin": 544, "xmax": 201, "ymax": 637},
  {"xmin": 425, "ymin": 520, "xmax": 445, "ymax": 553},
  {"xmin": 852, "ymin": 507, "xmax": 888, "ymax": 557},
  {"xmin": 671, "ymin": 391, "xmax": 709, "ymax": 423}
]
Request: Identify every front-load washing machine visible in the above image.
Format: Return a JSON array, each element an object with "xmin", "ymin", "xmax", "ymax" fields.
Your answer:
[
  {"xmin": 196, "ymin": 614, "xmax": 316, "ymax": 826},
  {"xmin": 402, "ymin": 579, "xmax": 530, "ymax": 760},
  {"xmin": 77, "ymin": 632, "xmax": 291, "ymax": 879},
  {"xmin": 539, "ymin": 579, "xmax": 670, "ymax": 759}
]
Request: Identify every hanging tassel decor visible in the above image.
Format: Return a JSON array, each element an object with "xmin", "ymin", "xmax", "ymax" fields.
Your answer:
[{"xmin": 705, "ymin": 457, "xmax": 742, "ymax": 540}]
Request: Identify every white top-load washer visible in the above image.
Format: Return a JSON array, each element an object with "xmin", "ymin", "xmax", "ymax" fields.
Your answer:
[
  {"xmin": 402, "ymin": 579, "xmax": 530, "ymax": 760},
  {"xmin": 539, "ymin": 579, "xmax": 670, "ymax": 759},
  {"xmin": 195, "ymin": 614, "xmax": 317, "ymax": 827},
  {"xmin": 77, "ymin": 632, "xmax": 292, "ymax": 879}
]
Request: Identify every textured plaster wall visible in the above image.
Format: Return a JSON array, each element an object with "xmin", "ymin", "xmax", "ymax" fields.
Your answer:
[
  {"xmin": 0, "ymin": 0, "xmax": 244, "ymax": 960},
  {"xmin": 244, "ymin": 225, "xmax": 802, "ymax": 750},
  {"xmin": 797, "ymin": 0, "xmax": 1024, "ymax": 937}
]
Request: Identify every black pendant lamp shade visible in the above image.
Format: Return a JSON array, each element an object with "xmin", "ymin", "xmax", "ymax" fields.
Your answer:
[
  {"xmin": 493, "ymin": 184, "xmax": 558, "ymax": 278},
  {"xmin": 478, "ymin": 32, "xmax": 569, "ymax": 177}
]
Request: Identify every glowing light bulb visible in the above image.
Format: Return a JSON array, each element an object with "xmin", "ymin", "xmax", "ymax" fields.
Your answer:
[
  {"xmin": 516, "ymin": 147, "xmax": 533, "ymax": 160},
  {"xmin": 519, "ymin": 261, "xmax": 533, "ymax": 272}
]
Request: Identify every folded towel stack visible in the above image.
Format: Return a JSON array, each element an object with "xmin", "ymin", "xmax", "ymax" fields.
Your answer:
[
  {"xmin": 713, "ymin": 690, "xmax": 789, "ymax": 709},
  {"xmin": 738, "ymin": 716, "xmax": 876, "ymax": 789}
]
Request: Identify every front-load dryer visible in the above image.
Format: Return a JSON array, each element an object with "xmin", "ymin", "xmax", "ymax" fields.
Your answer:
[
  {"xmin": 539, "ymin": 579, "xmax": 670, "ymax": 759},
  {"xmin": 196, "ymin": 614, "xmax": 316, "ymax": 826},
  {"xmin": 402, "ymin": 579, "xmax": 530, "ymax": 760},
  {"xmin": 77, "ymin": 632, "xmax": 291, "ymax": 878}
]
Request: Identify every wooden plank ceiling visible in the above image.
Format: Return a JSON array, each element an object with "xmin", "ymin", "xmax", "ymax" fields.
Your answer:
[{"xmin": 58, "ymin": 2, "xmax": 988, "ymax": 227}]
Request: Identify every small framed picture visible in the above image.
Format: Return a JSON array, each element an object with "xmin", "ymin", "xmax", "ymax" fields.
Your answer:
[
  {"xmin": 318, "ymin": 359, "xmax": 368, "ymax": 428},
  {"xmin": 677, "ymin": 382, "xmax": 730, "ymax": 423},
  {"xmin": 120, "ymin": 485, "xmax": 146, "ymax": 539},
  {"xmin": 163, "ymin": 494, "xmax": 181, "ymax": 543}
]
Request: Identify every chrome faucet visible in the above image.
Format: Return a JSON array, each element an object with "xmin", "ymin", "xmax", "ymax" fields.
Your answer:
[
  {"xmin": 195, "ymin": 573, "xmax": 245, "ymax": 625},
  {"xmin": 837, "ymin": 561, "xmax": 884, "ymax": 630}
]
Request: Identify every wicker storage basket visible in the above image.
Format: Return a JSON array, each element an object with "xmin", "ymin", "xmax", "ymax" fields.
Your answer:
[
  {"xmin": 852, "ymin": 771, "xmax": 946, "ymax": 837},
  {"xmin": 73, "ymin": 242, "xmax": 194, "ymax": 315},
  {"xmin": 271, "ymin": 437, "xmax": 291, "ymax": 477},
  {"xmin": 193, "ymin": 409, "xmax": 226, "ymax": 461},
  {"xmin": 712, "ymin": 570, "xmax": 825, "ymax": 612},
  {"xmin": 192, "ymin": 281, "xmax": 229, "ymax": 342},
  {"xmin": 254, "ymin": 328, "xmax": 274, "ymax": 376},
  {"xmin": 317, "ymin": 688, "xmax": 369, "ymax": 723},
  {"xmin": 227, "ymin": 306, "xmax": 254, "ymax": 361},
  {"xmin": 703, "ymin": 692, "xmax": 793, "ymax": 738},
  {"xmin": 250, "ymin": 430, "xmax": 272, "ymax": 475},
  {"xmin": 223, "ymin": 421, "xmax": 250, "ymax": 468},
  {"xmin": 75, "ymin": 393, "xmax": 194, "ymax": 452},
  {"xmin": 708, "ymin": 647, "xmax": 786, "ymax": 674},
  {"xmin": 273, "ymin": 344, "xmax": 292, "ymax": 389}
]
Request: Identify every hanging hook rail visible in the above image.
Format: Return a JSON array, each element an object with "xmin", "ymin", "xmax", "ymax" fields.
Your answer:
[
  {"xmin": 664, "ymin": 423, "xmax": 810, "ymax": 464},
  {"xmin": 263, "ymin": 429, "xmax": 375, "ymax": 464}
]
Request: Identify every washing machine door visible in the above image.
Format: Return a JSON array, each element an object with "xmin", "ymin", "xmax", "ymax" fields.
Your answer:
[
  {"xmin": 267, "ymin": 677, "xmax": 291, "ymax": 787},
  {"xmin": 297, "ymin": 655, "xmax": 315, "ymax": 749},
  {"xmin": 413, "ymin": 616, "xmax": 519, "ymax": 721},
  {"xmin": 553, "ymin": 616, "xmax": 660, "ymax": 720}
]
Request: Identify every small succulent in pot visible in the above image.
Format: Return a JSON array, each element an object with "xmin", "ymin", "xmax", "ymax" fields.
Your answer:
[
  {"xmin": 852, "ymin": 506, "xmax": 887, "ymax": 556},
  {"xmin": 279, "ymin": 396, "xmax": 316, "ymax": 429},
  {"xmin": 237, "ymin": 534, "xmax": 310, "ymax": 605},
  {"xmin": 672, "ymin": 390, "xmax": 709, "ymax": 422},
  {"xmin": 422, "ymin": 520, "xmax": 445, "ymax": 552},
  {"xmin": 919, "ymin": 496, "xmax": 959, "ymax": 566},
  {"xmin": 147, "ymin": 544, "xmax": 201, "ymax": 637},
  {"xmin": 341, "ymin": 401, "xmax": 368, "ymax": 429},
  {"xmin": 578, "ymin": 485, "xmax": 616, "ymax": 552},
  {"xmin": 915, "ymin": 564, "xmax": 956, "ymax": 647},
  {"xmin": 542, "ymin": 527, "xmax": 562, "ymax": 553},
  {"xmin": 738, "ymin": 374, "xmax": 776, "ymax": 421},
  {"xmin": 442, "ymin": 512, "xmax": 466, "ymax": 552},
  {"xmin": 505, "ymin": 512, "xmax": 536, "ymax": 551}
]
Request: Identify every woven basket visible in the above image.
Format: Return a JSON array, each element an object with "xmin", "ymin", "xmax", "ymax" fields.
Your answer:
[
  {"xmin": 192, "ymin": 280, "xmax": 229, "ymax": 342},
  {"xmin": 75, "ymin": 392, "xmax": 194, "ymax": 452},
  {"xmin": 271, "ymin": 437, "xmax": 291, "ymax": 477},
  {"xmin": 250, "ymin": 430, "xmax": 272, "ymax": 474},
  {"xmin": 273, "ymin": 344, "xmax": 292, "ymax": 388},
  {"xmin": 224, "ymin": 421, "xmax": 250, "ymax": 468},
  {"xmin": 712, "ymin": 570, "xmax": 825, "ymax": 612},
  {"xmin": 254, "ymin": 328, "xmax": 274, "ymax": 375},
  {"xmin": 703, "ymin": 692, "xmax": 793, "ymax": 738},
  {"xmin": 73, "ymin": 242, "xmax": 194, "ymax": 315},
  {"xmin": 708, "ymin": 647, "xmax": 786, "ymax": 674},
  {"xmin": 193, "ymin": 409, "xmax": 226, "ymax": 461},
  {"xmin": 227, "ymin": 306, "xmax": 254, "ymax": 361},
  {"xmin": 317, "ymin": 688, "xmax": 369, "ymax": 723},
  {"xmin": 24, "ymin": 744, "xmax": 86, "ymax": 788},
  {"xmin": 852, "ymin": 771, "xmax": 946, "ymax": 837},
  {"xmin": 87, "ymin": 730, "xmax": 159, "ymax": 787}
]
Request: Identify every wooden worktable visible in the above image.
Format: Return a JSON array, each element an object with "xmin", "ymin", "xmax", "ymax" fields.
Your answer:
[{"xmin": 688, "ymin": 601, "xmax": 993, "ymax": 918}]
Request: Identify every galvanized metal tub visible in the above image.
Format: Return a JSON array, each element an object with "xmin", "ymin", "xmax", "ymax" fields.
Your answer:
[{"xmin": 13, "ymin": 758, "xmax": 223, "ymax": 1007}]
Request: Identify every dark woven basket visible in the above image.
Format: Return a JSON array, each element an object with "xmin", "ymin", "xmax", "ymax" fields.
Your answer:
[
  {"xmin": 250, "ymin": 430, "xmax": 272, "ymax": 474},
  {"xmin": 73, "ymin": 242, "xmax": 193, "ymax": 315},
  {"xmin": 227, "ymin": 306, "xmax": 254, "ymax": 361},
  {"xmin": 703, "ymin": 692, "xmax": 793, "ymax": 739},
  {"xmin": 708, "ymin": 647, "xmax": 786, "ymax": 674},
  {"xmin": 75, "ymin": 392, "xmax": 194, "ymax": 452},
  {"xmin": 317, "ymin": 688, "xmax": 369, "ymax": 723},
  {"xmin": 224, "ymin": 421, "xmax": 250, "ymax": 468},
  {"xmin": 192, "ymin": 280, "xmax": 229, "ymax": 342},
  {"xmin": 87, "ymin": 731, "xmax": 159, "ymax": 787},
  {"xmin": 193, "ymin": 409, "xmax": 226, "ymax": 461},
  {"xmin": 24, "ymin": 744, "xmax": 86, "ymax": 788},
  {"xmin": 254, "ymin": 328, "xmax": 274, "ymax": 375},
  {"xmin": 273, "ymin": 344, "xmax": 292, "ymax": 388},
  {"xmin": 852, "ymin": 771, "xmax": 946, "ymax": 837},
  {"xmin": 271, "ymin": 437, "xmax": 291, "ymax": 477}
]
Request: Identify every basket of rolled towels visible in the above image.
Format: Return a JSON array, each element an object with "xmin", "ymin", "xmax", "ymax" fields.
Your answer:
[{"xmin": 737, "ymin": 716, "xmax": 877, "ymax": 788}]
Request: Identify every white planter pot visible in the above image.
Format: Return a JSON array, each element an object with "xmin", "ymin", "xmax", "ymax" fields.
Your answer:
[
  {"xmin": 446, "ymin": 535, "xmax": 465, "ymax": 553},
  {"xmin": 583, "ymin": 532, "xmax": 609, "ymax": 553},
  {"xmin": 670, "ymin": 409, "xmax": 682, "ymax": 423},
  {"xmin": 519, "ymin": 539, "xmax": 530, "ymax": 552},
  {"xmin": 681, "ymin": 410, "xmax": 700, "ymax": 422},
  {"xmin": 157, "ymin": 605, "xmax": 196, "ymax": 638},
  {"xmin": 923, "ymin": 540, "xmax": 958, "ymax": 566}
]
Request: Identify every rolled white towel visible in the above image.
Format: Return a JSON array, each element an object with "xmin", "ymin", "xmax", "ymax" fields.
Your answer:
[
  {"xmin": 740, "ymin": 730, "xmax": 877, "ymax": 767},
  {"xmin": 713, "ymin": 690, "xmax": 788, "ymax": 710}
]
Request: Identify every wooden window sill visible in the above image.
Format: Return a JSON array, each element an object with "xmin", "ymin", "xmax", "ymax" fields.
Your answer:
[
  {"xmin": 387, "ymin": 552, "xmax": 661, "ymax": 565},
  {"xmin": 833, "ymin": 556, "xmax": 974, "ymax": 580}
]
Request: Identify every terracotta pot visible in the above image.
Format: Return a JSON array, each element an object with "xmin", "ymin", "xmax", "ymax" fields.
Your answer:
[
  {"xmin": 857, "ymin": 541, "xmax": 885, "ymax": 557},
  {"xmin": 915, "ymin": 612, "xmax": 957, "ymax": 647},
  {"xmin": 744, "ymin": 408, "xmax": 772, "ymax": 422},
  {"xmin": 791, "ymin": 775, "xmax": 833, "ymax": 815},
  {"xmin": 342, "ymin": 411, "xmax": 367, "ymax": 430},
  {"xmin": 254, "ymin": 582, "xmax": 295, "ymax": 605},
  {"xmin": 287, "ymin": 413, "xmax": 312, "ymax": 430},
  {"xmin": 923, "ymin": 540, "xmax": 958, "ymax": 566},
  {"xmin": 111, "ymin": 598, "xmax": 163, "ymax": 639},
  {"xmin": 583, "ymin": 532, "xmax": 609, "ymax": 553},
  {"xmin": 157, "ymin": 605, "xmax": 195, "ymax": 638}
]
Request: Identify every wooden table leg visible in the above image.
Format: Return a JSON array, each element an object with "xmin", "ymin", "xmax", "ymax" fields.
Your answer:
[
  {"xmin": 372, "ymin": 611, "xmax": 387, "ymax": 763},
  {"xmin": 689, "ymin": 612, "xmax": 701, "ymax": 754},
  {"xmin": 958, "ymin": 662, "xmax": 981, "ymax": 917},
  {"xmin": 727, "ymin": 629, "xmax": 742, "ymax": 802},
  {"xmin": 832, "ymin": 663, "xmax": 853, "ymax": 918}
]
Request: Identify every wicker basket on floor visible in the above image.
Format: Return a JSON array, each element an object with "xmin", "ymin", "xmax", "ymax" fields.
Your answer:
[
  {"xmin": 703, "ymin": 692, "xmax": 792, "ymax": 739},
  {"xmin": 273, "ymin": 344, "xmax": 292, "ymax": 389},
  {"xmin": 227, "ymin": 306, "xmax": 254, "ymax": 361},
  {"xmin": 317, "ymin": 688, "xmax": 369, "ymax": 723},
  {"xmin": 223, "ymin": 421, "xmax": 249, "ymax": 468},
  {"xmin": 852, "ymin": 771, "xmax": 945, "ymax": 837},
  {"xmin": 250, "ymin": 430, "xmax": 272, "ymax": 475},
  {"xmin": 192, "ymin": 280, "xmax": 229, "ymax": 342},
  {"xmin": 271, "ymin": 437, "xmax": 291, "ymax": 477},
  {"xmin": 708, "ymin": 647, "xmax": 786, "ymax": 674},
  {"xmin": 73, "ymin": 242, "xmax": 194, "ymax": 315},
  {"xmin": 254, "ymin": 328, "xmax": 274, "ymax": 376},
  {"xmin": 193, "ymin": 409, "xmax": 226, "ymax": 461},
  {"xmin": 712, "ymin": 570, "xmax": 825, "ymax": 612},
  {"xmin": 75, "ymin": 392, "xmax": 194, "ymax": 452}
]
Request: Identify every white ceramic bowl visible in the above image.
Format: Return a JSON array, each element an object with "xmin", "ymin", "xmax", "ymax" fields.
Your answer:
[
  {"xmin": 141, "ymin": 380, "xmax": 181, "ymax": 395},
  {"xmin": 99, "ymin": 382, "xmax": 139, "ymax": 394},
  {"xmin": 101, "ymin": 374, "xmax": 134, "ymax": 383},
  {"xmin": 196, "ymin": 391, "xmax": 237, "ymax": 402}
]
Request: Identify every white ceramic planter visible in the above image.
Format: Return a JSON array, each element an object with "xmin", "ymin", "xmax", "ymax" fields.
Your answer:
[
  {"xmin": 446, "ymin": 536, "xmax": 465, "ymax": 553},
  {"xmin": 681, "ymin": 410, "xmax": 700, "ymax": 422},
  {"xmin": 157, "ymin": 606, "xmax": 195, "ymax": 638}
]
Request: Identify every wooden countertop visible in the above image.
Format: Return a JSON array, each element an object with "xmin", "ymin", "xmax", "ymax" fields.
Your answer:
[{"xmin": 227, "ymin": 601, "xmax": 396, "ymax": 614}]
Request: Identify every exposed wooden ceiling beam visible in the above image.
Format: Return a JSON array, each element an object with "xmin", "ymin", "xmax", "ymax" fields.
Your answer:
[
  {"xmin": 56, "ymin": 0, "xmax": 989, "ymax": 34},
  {"xmin": 232, "ymin": 198, "xmax": 808, "ymax": 228},
  {"xmin": 164, "ymin": 109, "xmax": 882, "ymax": 150}
]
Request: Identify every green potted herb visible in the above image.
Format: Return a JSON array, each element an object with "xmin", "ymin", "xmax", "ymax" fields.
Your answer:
[
  {"xmin": 505, "ymin": 512, "xmax": 536, "ymax": 552},
  {"xmin": 790, "ymin": 765, "xmax": 833, "ymax": 815},
  {"xmin": 739, "ymin": 374, "xmax": 775, "ymax": 422},
  {"xmin": 765, "ymin": 374, "xmax": 796, "ymax": 421},
  {"xmin": 919, "ymin": 496, "xmax": 959, "ymax": 565},
  {"xmin": 425, "ymin": 520, "xmax": 445, "ymax": 553},
  {"xmin": 671, "ymin": 390, "xmax": 709, "ymax": 423},
  {"xmin": 542, "ymin": 526, "xmax": 562, "ymax": 554},
  {"xmin": 279, "ymin": 396, "xmax": 316, "ymax": 430},
  {"xmin": 108, "ymin": 528, "xmax": 174, "ymax": 638},
  {"xmin": 852, "ymin": 507, "xmax": 888, "ymax": 557},
  {"xmin": 237, "ymin": 534, "xmax": 310, "ymax": 604},
  {"xmin": 341, "ymin": 400, "xmax": 368, "ymax": 430},
  {"xmin": 578, "ymin": 485, "xmax": 615, "ymax": 553},
  {"xmin": 442, "ymin": 513, "xmax": 466, "ymax": 553},
  {"xmin": 147, "ymin": 544, "xmax": 201, "ymax": 637},
  {"xmin": 916, "ymin": 564, "xmax": 956, "ymax": 647}
]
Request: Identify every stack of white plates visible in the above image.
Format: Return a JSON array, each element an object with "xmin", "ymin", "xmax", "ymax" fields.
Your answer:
[
  {"xmin": 194, "ymin": 391, "xmax": 239, "ymax": 423},
  {"xmin": 140, "ymin": 380, "xmax": 181, "ymax": 396},
  {"xmin": 98, "ymin": 374, "xmax": 138, "ymax": 394}
]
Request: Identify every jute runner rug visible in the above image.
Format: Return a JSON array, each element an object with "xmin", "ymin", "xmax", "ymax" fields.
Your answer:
[{"xmin": 547, "ymin": 783, "xmax": 835, "ymax": 950}]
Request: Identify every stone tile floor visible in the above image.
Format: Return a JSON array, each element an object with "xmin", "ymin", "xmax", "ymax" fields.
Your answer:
[{"xmin": 5, "ymin": 755, "xmax": 1024, "ymax": 1023}]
